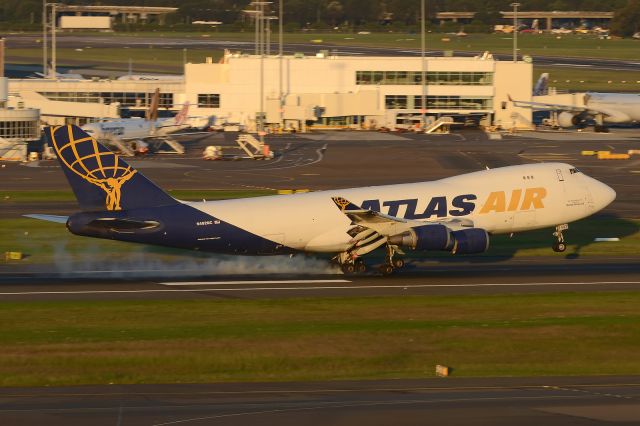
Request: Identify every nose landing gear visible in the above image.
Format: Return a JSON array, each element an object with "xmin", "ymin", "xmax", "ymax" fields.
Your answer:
[{"xmin": 553, "ymin": 224, "xmax": 568, "ymax": 252}]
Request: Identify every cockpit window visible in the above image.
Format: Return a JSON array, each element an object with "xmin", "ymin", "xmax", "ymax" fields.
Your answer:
[{"xmin": 569, "ymin": 168, "xmax": 581, "ymax": 174}]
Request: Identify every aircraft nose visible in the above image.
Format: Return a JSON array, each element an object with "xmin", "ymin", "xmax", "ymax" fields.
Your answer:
[{"xmin": 591, "ymin": 180, "xmax": 616, "ymax": 210}]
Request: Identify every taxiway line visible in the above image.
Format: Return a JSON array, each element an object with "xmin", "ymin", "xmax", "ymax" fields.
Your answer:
[
  {"xmin": 159, "ymin": 279, "xmax": 351, "ymax": 286},
  {"xmin": 1, "ymin": 280, "xmax": 639, "ymax": 296}
]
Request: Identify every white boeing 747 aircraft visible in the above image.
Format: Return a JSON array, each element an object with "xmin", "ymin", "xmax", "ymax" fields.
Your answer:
[
  {"xmin": 510, "ymin": 92, "xmax": 640, "ymax": 132},
  {"xmin": 27, "ymin": 126, "xmax": 616, "ymax": 274}
]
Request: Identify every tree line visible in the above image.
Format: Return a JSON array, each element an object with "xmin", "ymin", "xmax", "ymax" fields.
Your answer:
[{"xmin": 1, "ymin": 0, "xmax": 638, "ymax": 36}]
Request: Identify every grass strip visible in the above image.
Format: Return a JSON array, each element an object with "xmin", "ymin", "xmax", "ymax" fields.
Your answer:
[
  {"xmin": 14, "ymin": 32, "xmax": 640, "ymax": 60},
  {"xmin": 534, "ymin": 66, "xmax": 640, "ymax": 92},
  {"xmin": 1, "ymin": 292, "xmax": 640, "ymax": 386},
  {"xmin": 7, "ymin": 48, "xmax": 222, "ymax": 73}
]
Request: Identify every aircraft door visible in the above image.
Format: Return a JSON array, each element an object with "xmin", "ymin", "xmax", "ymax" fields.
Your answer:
[{"xmin": 555, "ymin": 167, "xmax": 568, "ymax": 200}]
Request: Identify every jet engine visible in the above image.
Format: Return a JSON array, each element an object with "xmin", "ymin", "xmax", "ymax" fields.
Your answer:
[
  {"xmin": 451, "ymin": 228, "xmax": 490, "ymax": 254},
  {"xmin": 388, "ymin": 224, "xmax": 452, "ymax": 251},
  {"xmin": 557, "ymin": 111, "xmax": 586, "ymax": 128},
  {"xmin": 388, "ymin": 225, "xmax": 489, "ymax": 255}
]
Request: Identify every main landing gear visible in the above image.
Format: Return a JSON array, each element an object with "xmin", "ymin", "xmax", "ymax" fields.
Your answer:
[
  {"xmin": 334, "ymin": 253, "xmax": 367, "ymax": 274},
  {"xmin": 340, "ymin": 258, "xmax": 367, "ymax": 274},
  {"xmin": 553, "ymin": 224, "xmax": 568, "ymax": 252},
  {"xmin": 378, "ymin": 245, "xmax": 405, "ymax": 275},
  {"xmin": 334, "ymin": 244, "xmax": 406, "ymax": 275}
]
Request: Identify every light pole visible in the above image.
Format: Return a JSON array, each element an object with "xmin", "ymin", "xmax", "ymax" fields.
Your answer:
[
  {"xmin": 51, "ymin": 3, "xmax": 57, "ymax": 77},
  {"xmin": 279, "ymin": 0, "xmax": 284, "ymax": 129},
  {"xmin": 42, "ymin": 0, "xmax": 47, "ymax": 76},
  {"xmin": 43, "ymin": 2, "xmax": 59, "ymax": 78},
  {"xmin": 265, "ymin": 16, "xmax": 277, "ymax": 56},
  {"xmin": 420, "ymin": 0, "xmax": 426, "ymax": 130},
  {"xmin": 245, "ymin": 2, "xmax": 273, "ymax": 140},
  {"xmin": 511, "ymin": 2, "xmax": 520, "ymax": 63}
]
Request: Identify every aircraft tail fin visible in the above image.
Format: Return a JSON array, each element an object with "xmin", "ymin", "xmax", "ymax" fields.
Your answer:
[
  {"xmin": 533, "ymin": 72, "xmax": 549, "ymax": 96},
  {"xmin": 174, "ymin": 102, "xmax": 190, "ymax": 126},
  {"xmin": 44, "ymin": 125, "xmax": 177, "ymax": 212},
  {"xmin": 146, "ymin": 88, "xmax": 160, "ymax": 121}
]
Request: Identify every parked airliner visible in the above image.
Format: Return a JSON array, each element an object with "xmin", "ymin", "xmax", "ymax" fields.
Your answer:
[
  {"xmin": 511, "ymin": 90, "xmax": 640, "ymax": 132},
  {"xmin": 81, "ymin": 102, "xmax": 191, "ymax": 141},
  {"xmin": 28, "ymin": 125, "xmax": 616, "ymax": 274}
]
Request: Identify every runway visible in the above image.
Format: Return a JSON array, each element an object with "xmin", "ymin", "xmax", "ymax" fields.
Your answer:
[
  {"xmin": 4, "ymin": 34, "xmax": 640, "ymax": 75},
  {"xmin": 1, "ymin": 257, "xmax": 638, "ymax": 301},
  {"xmin": 2, "ymin": 376, "xmax": 640, "ymax": 425}
]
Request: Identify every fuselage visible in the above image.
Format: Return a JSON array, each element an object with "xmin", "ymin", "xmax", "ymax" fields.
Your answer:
[
  {"xmin": 81, "ymin": 117, "xmax": 187, "ymax": 140},
  {"xmin": 190, "ymin": 162, "xmax": 613, "ymax": 252},
  {"xmin": 586, "ymin": 93, "xmax": 640, "ymax": 123},
  {"xmin": 67, "ymin": 162, "xmax": 615, "ymax": 255}
]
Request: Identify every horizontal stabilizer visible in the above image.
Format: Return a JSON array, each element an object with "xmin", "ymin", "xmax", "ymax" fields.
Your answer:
[{"xmin": 24, "ymin": 214, "xmax": 68, "ymax": 224}]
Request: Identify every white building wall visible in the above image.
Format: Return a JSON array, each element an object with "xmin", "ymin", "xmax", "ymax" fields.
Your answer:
[
  {"xmin": 185, "ymin": 54, "xmax": 532, "ymax": 129},
  {"xmin": 493, "ymin": 61, "xmax": 534, "ymax": 129}
]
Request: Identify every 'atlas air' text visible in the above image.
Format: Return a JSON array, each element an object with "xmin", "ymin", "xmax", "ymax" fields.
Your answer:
[{"xmin": 361, "ymin": 188, "xmax": 547, "ymax": 219}]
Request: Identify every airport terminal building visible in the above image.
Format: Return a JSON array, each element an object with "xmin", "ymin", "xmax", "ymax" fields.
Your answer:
[{"xmin": 8, "ymin": 52, "xmax": 533, "ymax": 130}]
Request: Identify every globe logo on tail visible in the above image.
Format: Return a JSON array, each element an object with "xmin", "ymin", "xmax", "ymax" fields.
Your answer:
[{"xmin": 49, "ymin": 125, "xmax": 137, "ymax": 211}]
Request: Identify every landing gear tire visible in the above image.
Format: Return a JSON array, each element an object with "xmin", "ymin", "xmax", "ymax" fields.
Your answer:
[
  {"xmin": 356, "ymin": 262, "xmax": 367, "ymax": 273},
  {"xmin": 553, "ymin": 242, "xmax": 566, "ymax": 253},
  {"xmin": 594, "ymin": 125, "xmax": 609, "ymax": 133},
  {"xmin": 342, "ymin": 264, "xmax": 356, "ymax": 274},
  {"xmin": 392, "ymin": 258, "xmax": 405, "ymax": 269},
  {"xmin": 379, "ymin": 264, "xmax": 395, "ymax": 275},
  {"xmin": 552, "ymin": 224, "xmax": 568, "ymax": 253}
]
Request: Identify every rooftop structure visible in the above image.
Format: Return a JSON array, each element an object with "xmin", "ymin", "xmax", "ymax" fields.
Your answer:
[
  {"xmin": 437, "ymin": 11, "xmax": 614, "ymax": 29},
  {"xmin": 54, "ymin": 5, "xmax": 178, "ymax": 25}
]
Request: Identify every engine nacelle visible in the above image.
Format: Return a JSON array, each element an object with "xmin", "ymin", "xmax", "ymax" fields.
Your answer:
[
  {"xmin": 451, "ymin": 228, "xmax": 490, "ymax": 255},
  {"xmin": 557, "ymin": 111, "xmax": 588, "ymax": 128},
  {"xmin": 388, "ymin": 224, "xmax": 452, "ymax": 251},
  {"xmin": 389, "ymin": 226, "xmax": 490, "ymax": 255}
]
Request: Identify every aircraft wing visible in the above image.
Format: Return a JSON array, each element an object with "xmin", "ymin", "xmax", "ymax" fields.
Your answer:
[
  {"xmin": 24, "ymin": 214, "xmax": 68, "ymax": 224},
  {"xmin": 331, "ymin": 197, "xmax": 474, "ymax": 245},
  {"xmin": 331, "ymin": 196, "xmax": 407, "ymax": 225},
  {"xmin": 507, "ymin": 95, "xmax": 590, "ymax": 113}
]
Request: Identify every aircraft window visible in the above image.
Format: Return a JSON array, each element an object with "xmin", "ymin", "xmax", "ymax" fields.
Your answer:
[{"xmin": 569, "ymin": 168, "xmax": 581, "ymax": 174}]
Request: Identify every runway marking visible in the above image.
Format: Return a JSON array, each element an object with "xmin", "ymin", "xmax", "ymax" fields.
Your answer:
[
  {"xmin": 0, "ymin": 281, "xmax": 639, "ymax": 296},
  {"xmin": 0, "ymin": 395, "xmax": 593, "ymax": 417},
  {"xmin": 150, "ymin": 395, "xmax": 599, "ymax": 425},
  {"xmin": 4, "ymin": 383, "xmax": 640, "ymax": 398},
  {"xmin": 159, "ymin": 279, "xmax": 351, "ymax": 286},
  {"xmin": 552, "ymin": 63, "xmax": 593, "ymax": 67}
]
